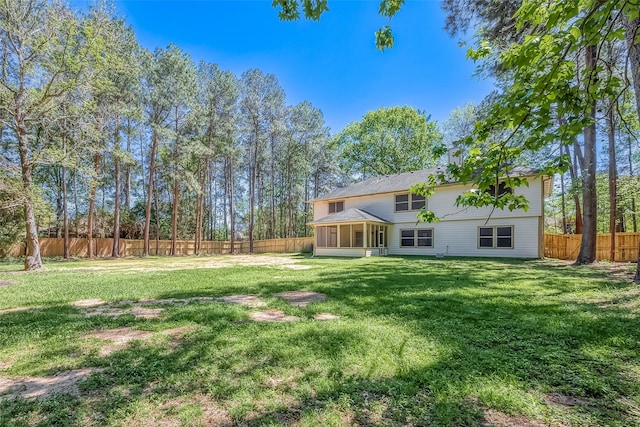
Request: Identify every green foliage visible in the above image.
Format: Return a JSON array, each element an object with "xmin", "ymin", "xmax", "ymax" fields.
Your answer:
[
  {"xmin": 273, "ymin": 0, "xmax": 402, "ymax": 50},
  {"xmin": 333, "ymin": 106, "xmax": 442, "ymax": 179},
  {"xmin": 272, "ymin": 0, "xmax": 329, "ymax": 21}
]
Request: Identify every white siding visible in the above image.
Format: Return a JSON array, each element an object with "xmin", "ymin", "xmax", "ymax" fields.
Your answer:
[
  {"xmin": 387, "ymin": 216, "xmax": 541, "ymax": 258},
  {"xmin": 311, "ymin": 176, "xmax": 545, "ymax": 259},
  {"xmin": 313, "ymin": 202, "xmax": 329, "ymax": 220}
]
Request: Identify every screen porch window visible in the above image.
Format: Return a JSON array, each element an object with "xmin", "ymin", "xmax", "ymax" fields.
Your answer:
[
  {"xmin": 400, "ymin": 229, "xmax": 433, "ymax": 247},
  {"xmin": 328, "ymin": 201, "xmax": 344, "ymax": 213},
  {"xmin": 316, "ymin": 226, "xmax": 338, "ymax": 247},
  {"xmin": 395, "ymin": 193, "xmax": 426, "ymax": 211},
  {"xmin": 478, "ymin": 226, "xmax": 513, "ymax": 248}
]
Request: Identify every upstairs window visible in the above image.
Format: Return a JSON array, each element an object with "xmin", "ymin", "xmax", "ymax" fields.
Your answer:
[
  {"xmin": 395, "ymin": 194, "xmax": 409, "ymax": 211},
  {"xmin": 486, "ymin": 182, "xmax": 512, "ymax": 198},
  {"xmin": 328, "ymin": 201, "xmax": 344, "ymax": 213},
  {"xmin": 395, "ymin": 193, "xmax": 427, "ymax": 211},
  {"xmin": 411, "ymin": 194, "xmax": 426, "ymax": 210}
]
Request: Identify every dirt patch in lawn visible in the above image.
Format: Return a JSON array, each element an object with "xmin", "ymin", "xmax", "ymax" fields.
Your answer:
[
  {"xmin": 596, "ymin": 285, "xmax": 640, "ymax": 310},
  {"xmin": 481, "ymin": 409, "xmax": 550, "ymax": 427},
  {"xmin": 84, "ymin": 326, "xmax": 192, "ymax": 356},
  {"xmin": 0, "ymin": 368, "xmax": 99, "ymax": 401},
  {"xmin": 67, "ymin": 255, "xmax": 312, "ymax": 274},
  {"xmin": 250, "ymin": 309, "xmax": 300, "ymax": 322},
  {"xmin": 72, "ymin": 299, "xmax": 107, "ymax": 308},
  {"xmin": 83, "ymin": 305, "xmax": 164, "ymax": 319},
  {"xmin": 85, "ymin": 327, "xmax": 153, "ymax": 356},
  {"xmin": 0, "ymin": 306, "xmax": 36, "ymax": 316},
  {"xmin": 595, "ymin": 262, "xmax": 637, "ymax": 282},
  {"xmin": 0, "ymin": 280, "xmax": 16, "ymax": 287},
  {"xmin": 217, "ymin": 295, "xmax": 267, "ymax": 307},
  {"xmin": 544, "ymin": 392, "xmax": 592, "ymax": 408},
  {"xmin": 273, "ymin": 291, "xmax": 326, "ymax": 307},
  {"xmin": 130, "ymin": 393, "xmax": 231, "ymax": 427},
  {"xmin": 75, "ymin": 297, "xmax": 219, "ymax": 319},
  {"xmin": 313, "ymin": 313, "xmax": 340, "ymax": 321}
]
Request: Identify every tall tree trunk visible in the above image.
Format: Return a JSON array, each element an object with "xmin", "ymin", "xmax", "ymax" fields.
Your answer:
[
  {"xmin": 73, "ymin": 171, "xmax": 79, "ymax": 237},
  {"xmin": 560, "ymin": 171, "xmax": 567, "ymax": 234},
  {"xmin": 566, "ymin": 144, "xmax": 583, "ymax": 234},
  {"xmin": 16, "ymin": 119, "xmax": 43, "ymax": 270},
  {"xmin": 228, "ymin": 159, "xmax": 235, "ymax": 254},
  {"xmin": 249, "ymin": 141, "xmax": 256, "ymax": 253},
  {"xmin": 224, "ymin": 160, "xmax": 229, "ymax": 240},
  {"xmin": 623, "ymin": 13, "xmax": 640, "ymax": 281},
  {"xmin": 629, "ymin": 137, "xmax": 638, "ymax": 233},
  {"xmin": 170, "ymin": 113, "xmax": 180, "ymax": 256},
  {"xmin": 154, "ymin": 174, "xmax": 160, "ymax": 255},
  {"xmin": 143, "ymin": 128, "xmax": 158, "ymax": 256},
  {"xmin": 304, "ymin": 177, "xmax": 309, "ymax": 237},
  {"xmin": 213, "ymin": 165, "xmax": 219, "ymax": 241},
  {"xmin": 87, "ymin": 153, "xmax": 101, "ymax": 259},
  {"xmin": 575, "ymin": 45, "xmax": 598, "ymax": 265},
  {"xmin": 194, "ymin": 161, "xmax": 205, "ymax": 254},
  {"xmin": 112, "ymin": 119, "xmax": 121, "ymax": 258},
  {"xmin": 212, "ymin": 172, "xmax": 216, "ymax": 243},
  {"xmin": 55, "ymin": 168, "xmax": 62, "ymax": 238},
  {"xmin": 62, "ymin": 135, "xmax": 69, "ymax": 259},
  {"xmin": 270, "ymin": 135, "xmax": 276, "ymax": 239},
  {"xmin": 125, "ymin": 118, "xmax": 132, "ymax": 210},
  {"xmin": 607, "ymin": 107, "xmax": 617, "ymax": 262}
]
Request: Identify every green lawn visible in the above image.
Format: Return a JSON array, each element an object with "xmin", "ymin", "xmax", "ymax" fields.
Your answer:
[{"xmin": 0, "ymin": 255, "xmax": 638, "ymax": 426}]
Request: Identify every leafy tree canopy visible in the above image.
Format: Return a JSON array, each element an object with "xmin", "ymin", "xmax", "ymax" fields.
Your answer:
[{"xmin": 332, "ymin": 106, "xmax": 442, "ymax": 180}]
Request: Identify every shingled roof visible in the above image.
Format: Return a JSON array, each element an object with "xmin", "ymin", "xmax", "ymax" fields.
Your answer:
[
  {"xmin": 308, "ymin": 208, "xmax": 391, "ymax": 224},
  {"xmin": 311, "ymin": 166, "xmax": 540, "ymax": 202}
]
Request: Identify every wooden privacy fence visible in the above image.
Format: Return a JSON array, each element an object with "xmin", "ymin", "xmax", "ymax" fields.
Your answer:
[
  {"xmin": 7, "ymin": 237, "xmax": 314, "ymax": 258},
  {"xmin": 544, "ymin": 233, "xmax": 640, "ymax": 262}
]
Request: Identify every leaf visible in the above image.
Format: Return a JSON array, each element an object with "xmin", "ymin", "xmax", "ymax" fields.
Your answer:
[{"xmin": 569, "ymin": 26, "xmax": 581, "ymax": 42}]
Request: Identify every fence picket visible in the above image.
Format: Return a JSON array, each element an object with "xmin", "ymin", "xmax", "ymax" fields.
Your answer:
[
  {"xmin": 7, "ymin": 237, "xmax": 314, "ymax": 258},
  {"xmin": 544, "ymin": 233, "xmax": 640, "ymax": 261}
]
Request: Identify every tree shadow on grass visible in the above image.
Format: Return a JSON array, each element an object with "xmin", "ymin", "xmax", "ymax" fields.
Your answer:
[{"xmin": 0, "ymin": 256, "xmax": 639, "ymax": 426}]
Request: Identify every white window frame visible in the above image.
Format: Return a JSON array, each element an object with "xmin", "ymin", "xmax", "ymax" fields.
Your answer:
[
  {"xmin": 400, "ymin": 228, "xmax": 434, "ymax": 248},
  {"xmin": 395, "ymin": 193, "xmax": 427, "ymax": 212},
  {"xmin": 478, "ymin": 225, "xmax": 514, "ymax": 249}
]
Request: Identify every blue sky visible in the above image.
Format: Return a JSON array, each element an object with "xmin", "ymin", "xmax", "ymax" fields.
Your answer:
[{"xmin": 78, "ymin": 0, "xmax": 495, "ymax": 133}]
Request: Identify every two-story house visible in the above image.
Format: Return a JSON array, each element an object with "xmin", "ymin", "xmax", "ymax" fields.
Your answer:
[{"xmin": 308, "ymin": 167, "xmax": 552, "ymax": 258}]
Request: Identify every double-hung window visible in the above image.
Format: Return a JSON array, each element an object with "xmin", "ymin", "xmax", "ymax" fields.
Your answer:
[
  {"xmin": 395, "ymin": 193, "xmax": 427, "ymax": 211},
  {"xmin": 328, "ymin": 201, "xmax": 344, "ymax": 213},
  {"xmin": 400, "ymin": 229, "xmax": 434, "ymax": 247},
  {"xmin": 478, "ymin": 226, "xmax": 513, "ymax": 249}
]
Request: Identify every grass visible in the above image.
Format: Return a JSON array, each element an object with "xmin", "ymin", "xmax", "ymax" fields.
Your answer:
[{"xmin": 0, "ymin": 254, "xmax": 638, "ymax": 426}]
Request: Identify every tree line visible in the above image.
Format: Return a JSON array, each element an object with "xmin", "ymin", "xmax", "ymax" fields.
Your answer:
[
  {"xmin": 1, "ymin": 0, "xmax": 445, "ymax": 270},
  {"xmin": 0, "ymin": 0, "xmax": 341, "ymax": 269}
]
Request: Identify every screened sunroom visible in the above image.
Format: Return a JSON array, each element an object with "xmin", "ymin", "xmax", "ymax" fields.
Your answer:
[{"xmin": 309, "ymin": 208, "xmax": 391, "ymax": 257}]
